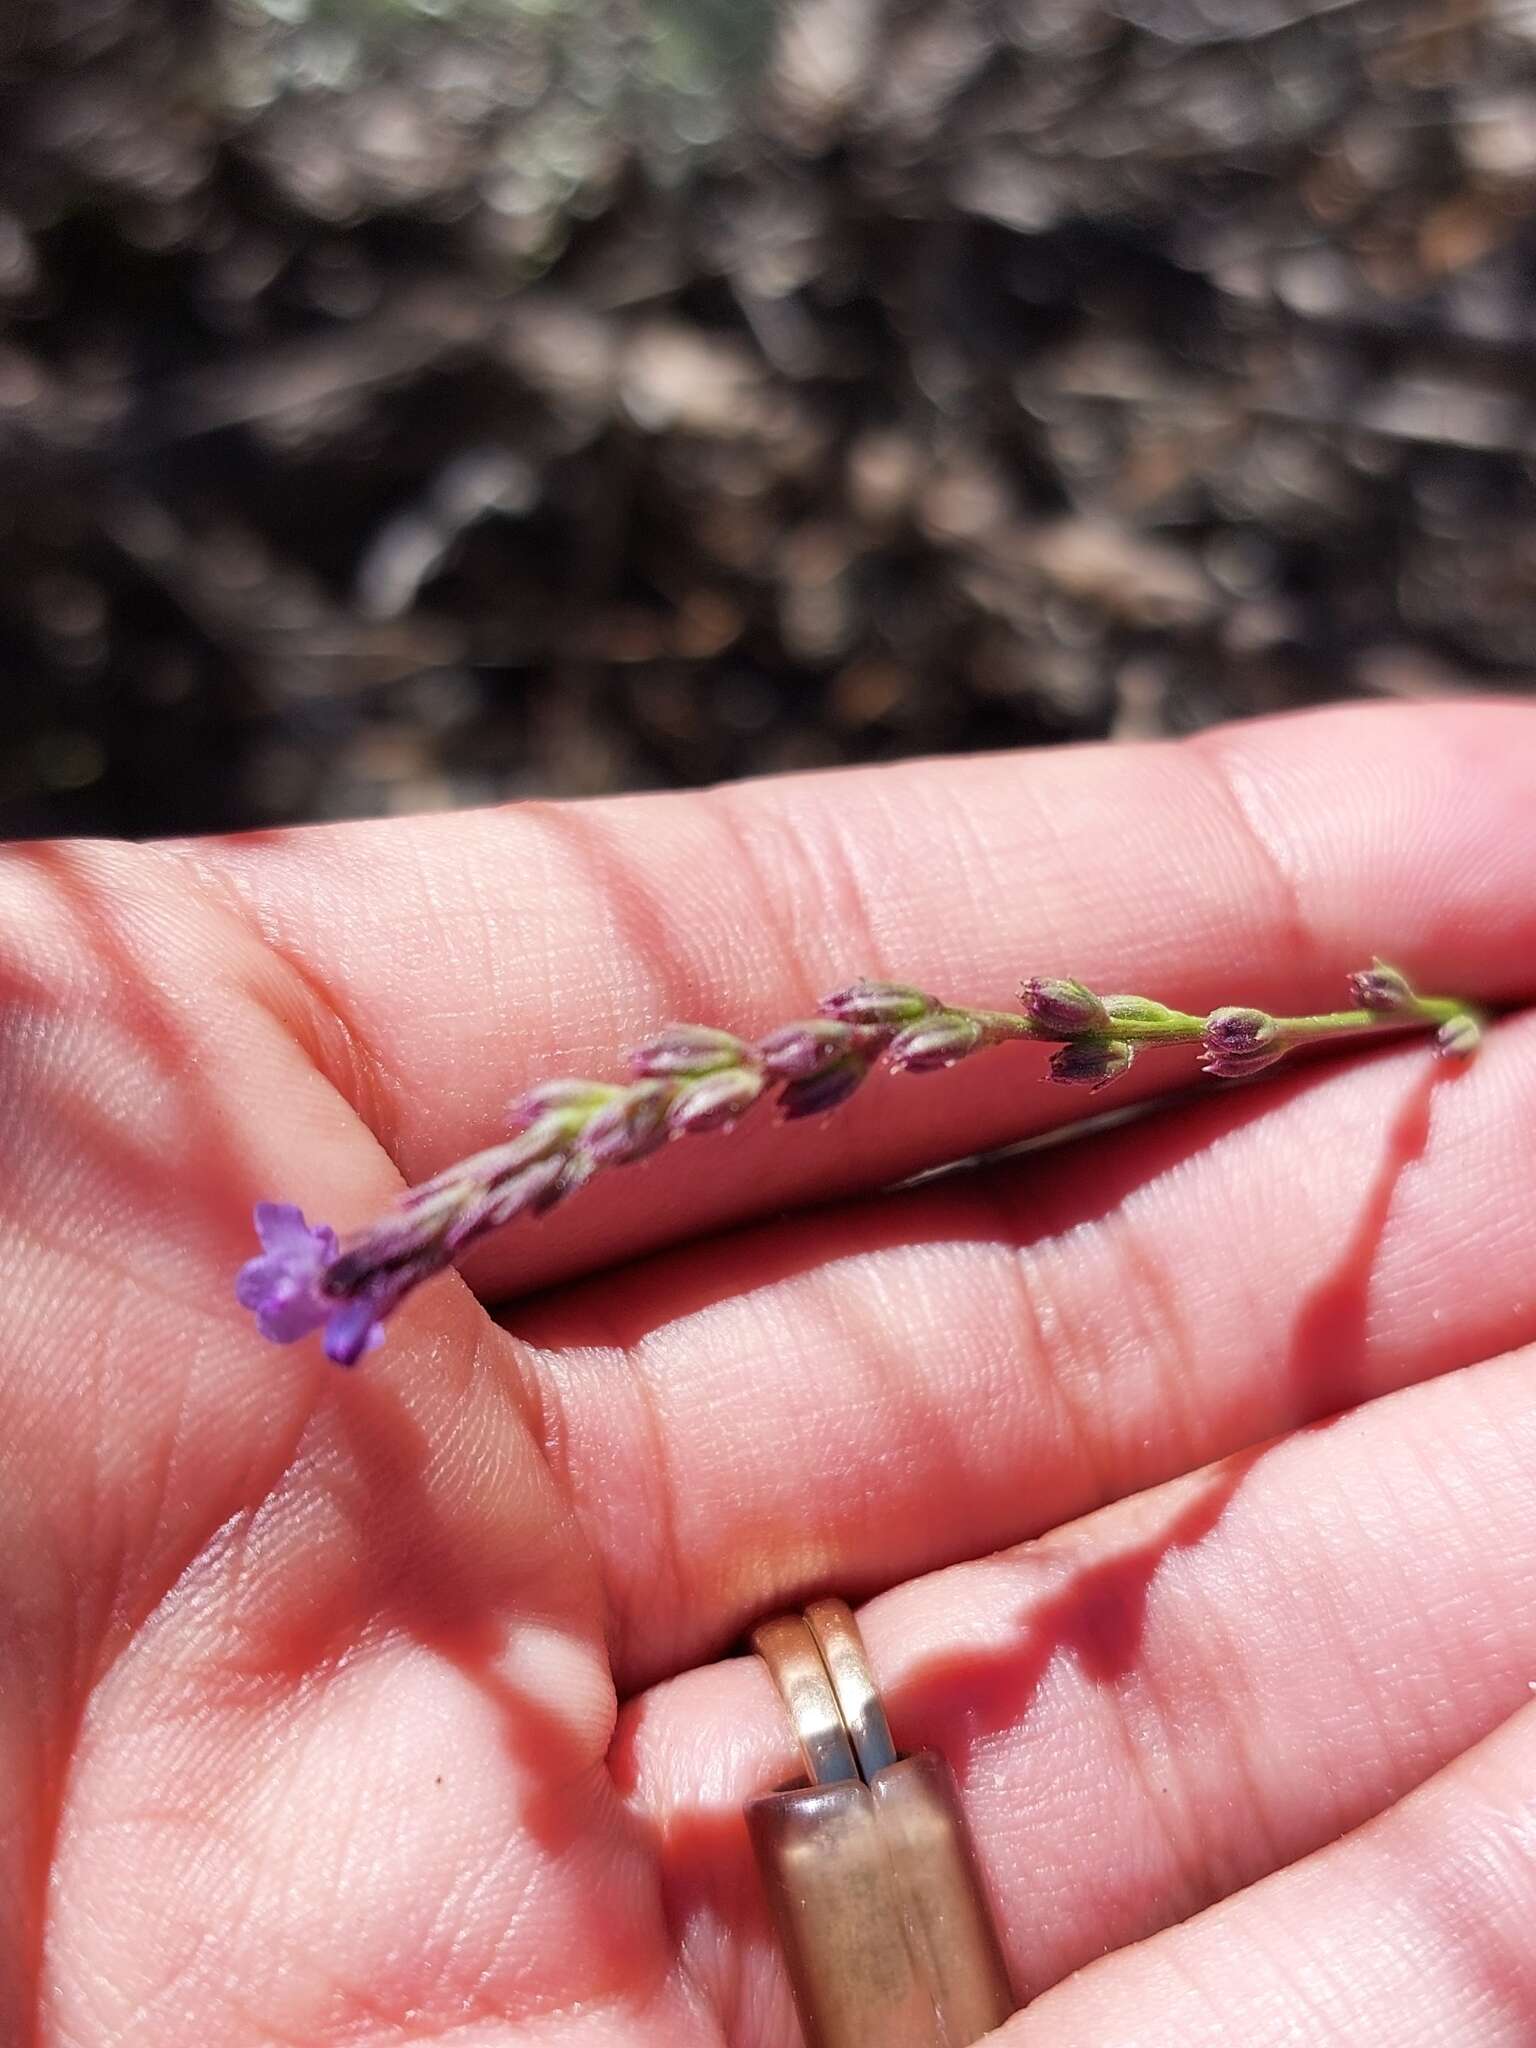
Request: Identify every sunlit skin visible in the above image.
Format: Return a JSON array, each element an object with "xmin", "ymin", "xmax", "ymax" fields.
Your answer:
[{"xmin": 4, "ymin": 699, "xmax": 1536, "ymax": 2047}]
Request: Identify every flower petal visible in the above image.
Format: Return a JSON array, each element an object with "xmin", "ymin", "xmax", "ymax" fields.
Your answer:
[
  {"xmin": 253, "ymin": 1202, "xmax": 331, "ymax": 1259},
  {"xmin": 323, "ymin": 1298, "xmax": 387, "ymax": 1367}
]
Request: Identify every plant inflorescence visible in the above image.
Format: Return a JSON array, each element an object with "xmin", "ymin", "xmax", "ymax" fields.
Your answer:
[{"xmin": 237, "ymin": 961, "xmax": 1478, "ymax": 1364}]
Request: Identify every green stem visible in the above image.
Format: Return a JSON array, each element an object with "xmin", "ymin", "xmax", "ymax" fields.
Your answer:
[
  {"xmin": 964, "ymin": 994, "xmax": 1471, "ymax": 1050},
  {"xmin": 1279, "ymin": 998, "xmax": 1466, "ymax": 1041}
]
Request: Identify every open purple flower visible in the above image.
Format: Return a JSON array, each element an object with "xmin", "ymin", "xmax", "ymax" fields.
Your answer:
[
  {"xmin": 236, "ymin": 1204, "xmax": 338, "ymax": 1344},
  {"xmin": 235, "ymin": 1202, "xmax": 387, "ymax": 1366}
]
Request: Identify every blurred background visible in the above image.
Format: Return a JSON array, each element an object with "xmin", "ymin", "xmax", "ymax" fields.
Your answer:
[{"xmin": 2, "ymin": 0, "xmax": 1534, "ymax": 841}]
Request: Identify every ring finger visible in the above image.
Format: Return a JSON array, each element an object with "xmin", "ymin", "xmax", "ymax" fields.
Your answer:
[{"xmin": 620, "ymin": 1334, "xmax": 1536, "ymax": 2043}]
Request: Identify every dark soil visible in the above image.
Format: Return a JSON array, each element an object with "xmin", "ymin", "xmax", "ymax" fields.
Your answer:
[{"xmin": 3, "ymin": 0, "xmax": 1534, "ymax": 839}]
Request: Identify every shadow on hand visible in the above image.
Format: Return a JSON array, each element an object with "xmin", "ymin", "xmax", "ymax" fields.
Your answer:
[{"xmin": 639, "ymin": 1047, "xmax": 1467, "ymax": 1992}]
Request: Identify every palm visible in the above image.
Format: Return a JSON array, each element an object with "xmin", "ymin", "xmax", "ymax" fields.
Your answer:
[{"xmin": 6, "ymin": 702, "xmax": 1536, "ymax": 2048}]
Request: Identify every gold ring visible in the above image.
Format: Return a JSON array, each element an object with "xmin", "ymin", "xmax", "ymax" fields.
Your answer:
[
  {"xmin": 805, "ymin": 1597, "xmax": 898, "ymax": 1780},
  {"xmin": 746, "ymin": 1599, "xmax": 1015, "ymax": 2048},
  {"xmin": 750, "ymin": 1612, "xmax": 860, "ymax": 1785}
]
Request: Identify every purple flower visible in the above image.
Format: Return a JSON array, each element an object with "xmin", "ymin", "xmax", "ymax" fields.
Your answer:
[
  {"xmin": 321, "ymin": 1287, "xmax": 392, "ymax": 1366},
  {"xmin": 1048, "ymin": 1039, "xmax": 1134, "ymax": 1090},
  {"xmin": 757, "ymin": 1019, "xmax": 854, "ymax": 1079},
  {"xmin": 236, "ymin": 1204, "xmax": 393, "ymax": 1365},
  {"xmin": 819, "ymin": 980, "xmax": 936, "ymax": 1026},
  {"xmin": 888, "ymin": 1011, "xmax": 983, "ymax": 1071},
  {"xmin": 1020, "ymin": 977, "xmax": 1109, "ymax": 1037},
  {"xmin": 236, "ymin": 1203, "xmax": 340, "ymax": 1344}
]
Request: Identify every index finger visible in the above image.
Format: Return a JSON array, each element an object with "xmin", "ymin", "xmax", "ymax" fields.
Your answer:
[{"xmin": 176, "ymin": 699, "xmax": 1536, "ymax": 1299}]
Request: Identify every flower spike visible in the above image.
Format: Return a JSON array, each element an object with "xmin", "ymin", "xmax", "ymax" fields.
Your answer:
[{"xmin": 238, "ymin": 961, "xmax": 1480, "ymax": 1363}]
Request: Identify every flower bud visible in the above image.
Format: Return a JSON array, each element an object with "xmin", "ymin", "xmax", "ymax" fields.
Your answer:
[
  {"xmin": 1200, "ymin": 1045, "xmax": 1289, "ymax": 1080},
  {"xmin": 888, "ymin": 1010, "xmax": 983, "ymax": 1071},
  {"xmin": 580, "ymin": 1080, "xmax": 672, "ymax": 1165},
  {"xmin": 1020, "ymin": 977, "xmax": 1109, "ymax": 1036},
  {"xmin": 1436, "ymin": 1012, "xmax": 1481, "ymax": 1059},
  {"xmin": 454, "ymin": 1152, "xmax": 573, "ymax": 1241},
  {"xmin": 1202, "ymin": 1006, "xmax": 1279, "ymax": 1059},
  {"xmin": 1102, "ymin": 995, "xmax": 1182, "ymax": 1027},
  {"xmin": 757, "ymin": 1018, "xmax": 855, "ymax": 1079},
  {"xmin": 627, "ymin": 1025, "xmax": 753, "ymax": 1079},
  {"xmin": 1348, "ymin": 961, "xmax": 1415, "ymax": 1013},
  {"xmin": 1048, "ymin": 1038, "xmax": 1134, "ymax": 1090},
  {"xmin": 411, "ymin": 1117, "xmax": 575, "ymax": 1207},
  {"xmin": 668, "ymin": 1065, "xmax": 766, "ymax": 1133},
  {"xmin": 531, "ymin": 1149, "xmax": 600, "ymax": 1213},
  {"xmin": 507, "ymin": 1079, "xmax": 619, "ymax": 1131},
  {"xmin": 819, "ymin": 980, "xmax": 937, "ymax": 1026},
  {"xmin": 779, "ymin": 1056, "xmax": 868, "ymax": 1119}
]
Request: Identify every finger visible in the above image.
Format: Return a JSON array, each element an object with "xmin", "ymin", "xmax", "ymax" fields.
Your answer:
[
  {"xmin": 998, "ymin": 1697, "xmax": 1536, "ymax": 2046},
  {"xmin": 0, "ymin": 839, "xmax": 600, "ymax": 2036},
  {"xmin": 518, "ymin": 1007, "xmax": 1536, "ymax": 1687},
  {"xmin": 0, "ymin": 835, "xmax": 567, "ymax": 1623},
  {"xmin": 619, "ymin": 1337, "xmax": 1536, "ymax": 2041},
  {"xmin": 180, "ymin": 700, "xmax": 1536, "ymax": 1298}
]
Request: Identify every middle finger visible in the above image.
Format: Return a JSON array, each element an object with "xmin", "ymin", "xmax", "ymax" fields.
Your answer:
[{"xmin": 515, "ymin": 1008, "xmax": 1536, "ymax": 1690}]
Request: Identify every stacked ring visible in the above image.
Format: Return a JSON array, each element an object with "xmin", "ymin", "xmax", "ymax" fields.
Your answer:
[{"xmin": 746, "ymin": 1599, "xmax": 1015, "ymax": 2048}]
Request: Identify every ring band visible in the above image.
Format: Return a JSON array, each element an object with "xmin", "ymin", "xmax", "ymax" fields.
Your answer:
[
  {"xmin": 805, "ymin": 1598, "xmax": 898, "ymax": 1780},
  {"xmin": 747, "ymin": 1599, "xmax": 1015, "ymax": 2048},
  {"xmin": 751, "ymin": 1613, "xmax": 860, "ymax": 1785}
]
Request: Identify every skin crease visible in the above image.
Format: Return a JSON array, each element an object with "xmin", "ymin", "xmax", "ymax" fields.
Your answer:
[{"xmin": 1, "ymin": 702, "xmax": 1535, "ymax": 2045}]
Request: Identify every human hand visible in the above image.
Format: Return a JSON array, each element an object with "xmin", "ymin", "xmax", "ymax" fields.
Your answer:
[{"xmin": 5, "ymin": 700, "xmax": 1535, "ymax": 2047}]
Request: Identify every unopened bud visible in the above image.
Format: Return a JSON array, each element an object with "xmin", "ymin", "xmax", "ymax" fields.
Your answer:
[
  {"xmin": 412, "ymin": 1117, "xmax": 575, "ymax": 1207},
  {"xmin": 1102, "ymin": 995, "xmax": 1182, "ymax": 1027},
  {"xmin": 581, "ymin": 1081, "xmax": 672, "ymax": 1166},
  {"xmin": 1203, "ymin": 1006, "xmax": 1279, "ymax": 1059},
  {"xmin": 888, "ymin": 1010, "xmax": 983, "ymax": 1071},
  {"xmin": 758, "ymin": 1018, "xmax": 855, "ymax": 1079},
  {"xmin": 508, "ymin": 1079, "xmax": 619, "ymax": 1131},
  {"xmin": 1020, "ymin": 977, "xmax": 1109, "ymax": 1036},
  {"xmin": 1048, "ymin": 1038, "xmax": 1134, "ymax": 1090},
  {"xmin": 628, "ymin": 1025, "xmax": 753, "ymax": 1079},
  {"xmin": 668, "ymin": 1065, "xmax": 766, "ymax": 1133},
  {"xmin": 1201, "ymin": 1044, "xmax": 1289, "ymax": 1080},
  {"xmin": 820, "ymin": 980, "xmax": 937, "ymax": 1026},
  {"xmin": 779, "ymin": 1056, "xmax": 868, "ymax": 1119},
  {"xmin": 1436, "ymin": 1012, "xmax": 1482, "ymax": 1059},
  {"xmin": 532, "ymin": 1149, "xmax": 600, "ymax": 1213},
  {"xmin": 1348, "ymin": 961, "xmax": 1415, "ymax": 1013},
  {"xmin": 455, "ymin": 1153, "xmax": 573, "ymax": 1241}
]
